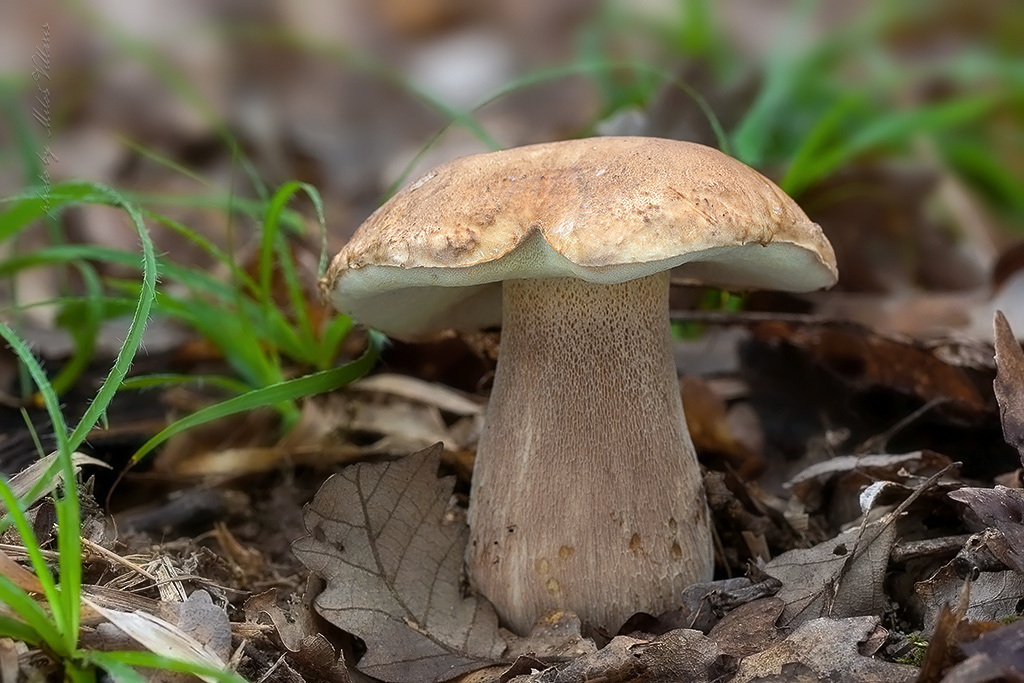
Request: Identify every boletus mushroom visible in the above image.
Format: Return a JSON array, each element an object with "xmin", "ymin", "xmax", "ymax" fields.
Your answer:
[{"xmin": 324, "ymin": 137, "xmax": 837, "ymax": 635}]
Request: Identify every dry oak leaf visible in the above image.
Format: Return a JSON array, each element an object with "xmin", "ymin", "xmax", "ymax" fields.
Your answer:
[{"xmin": 293, "ymin": 444, "xmax": 507, "ymax": 683}]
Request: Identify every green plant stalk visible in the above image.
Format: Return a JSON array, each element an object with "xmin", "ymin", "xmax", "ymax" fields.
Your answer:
[
  {"xmin": 0, "ymin": 613, "xmax": 45, "ymax": 647},
  {"xmin": 47, "ymin": 261, "xmax": 104, "ymax": 397},
  {"xmin": 129, "ymin": 330, "xmax": 385, "ymax": 465},
  {"xmin": 86, "ymin": 650, "xmax": 247, "ymax": 683},
  {"xmin": 0, "ymin": 183, "xmax": 155, "ymax": 661},
  {"xmin": 259, "ymin": 181, "xmax": 328, "ymax": 358},
  {"xmin": 0, "ymin": 574, "xmax": 63, "ymax": 653},
  {"xmin": 119, "ymin": 373, "xmax": 253, "ymax": 395}
]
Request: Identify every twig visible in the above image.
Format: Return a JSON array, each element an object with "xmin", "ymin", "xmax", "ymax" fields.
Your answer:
[
  {"xmin": 255, "ymin": 652, "xmax": 288, "ymax": 683},
  {"xmin": 855, "ymin": 398, "xmax": 947, "ymax": 454},
  {"xmin": 889, "ymin": 534, "xmax": 970, "ymax": 564},
  {"xmin": 80, "ymin": 537, "xmax": 157, "ymax": 582},
  {"xmin": 668, "ymin": 310, "xmax": 838, "ymax": 325}
]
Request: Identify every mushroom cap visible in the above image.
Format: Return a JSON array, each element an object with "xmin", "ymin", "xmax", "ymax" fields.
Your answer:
[{"xmin": 325, "ymin": 136, "xmax": 837, "ymax": 339}]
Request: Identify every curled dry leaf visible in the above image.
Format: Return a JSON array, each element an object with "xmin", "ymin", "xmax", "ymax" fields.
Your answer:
[
  {"xmin": 948, "ymin": 486, "xmax": 1024, "ymax": 574},
  {"xmin": 942, "ymin": 619, "xmax": 1024, "ymax": 683},
  {"xmin": 993, "ymin": 310, "xmax": 1024, "ymax": 464},
  {"xmin": 941, "ymin": 313, "xmax": 1024, "ymax": 583},
  {"xmin": 292, "ymin": 444, "xmax": 507, "ymax": 683},
  {"xmin": 786, "ymin": 450, "xmax": 955, "ymax": 501},
  {"xmin": 285, "ymin": 634, "xmax": 354, "ymax": 683},
  {"xmin": 4, "ymin": 452, "xmax": 109, "ymax": 510},
  {"xmin": 243, "ymin": 587, "xmax": 316, "ymax": 653}
]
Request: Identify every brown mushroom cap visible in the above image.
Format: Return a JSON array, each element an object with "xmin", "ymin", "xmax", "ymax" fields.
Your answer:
[{"xmin": 325, "ymin": 136, "xmax": 837, "ymax": 338}]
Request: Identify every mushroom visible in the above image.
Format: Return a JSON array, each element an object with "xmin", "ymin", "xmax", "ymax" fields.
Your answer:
[{"xmin": 324, "ymin": 136, "xmax": 837, "ymax": 635}]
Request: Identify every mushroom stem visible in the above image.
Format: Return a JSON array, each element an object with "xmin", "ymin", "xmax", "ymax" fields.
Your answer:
[{"xmin": 467, "ymin": 271, "xmax": 713, "ymax": 636}]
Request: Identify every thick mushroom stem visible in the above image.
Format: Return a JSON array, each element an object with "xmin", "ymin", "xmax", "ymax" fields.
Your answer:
[{"xmin": 467, "ymin": 271, "xmax": 714, "ymax": 636}]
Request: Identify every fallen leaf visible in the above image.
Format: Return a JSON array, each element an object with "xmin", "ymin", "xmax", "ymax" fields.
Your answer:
[
  {"xmin": 948, "ymin": 485, "xmax": 1024, "ymax": 574},
  {"xmin": 286, "ymin": 634, "xmax": 353, "ymax": 683},
  {"xmin": 503, "ymin": 611, "xmax": 596, "ymax": 661},
  {"xmin": 914, "ymin": 561, "xmax": 1024, "ymax": 633},
  {"xmin": 787, "ymin": 450, "xmax": 958, "ymax": 525},
  {"xmin": 730, "ymin": 616, "xmax": 917, "ymax": 683},
  {"xmin": 942, "ymin": 618, "xmax": 1024, "ymax": 683},
  {"xmin": 763, "ymin": 520, "xmax": 896, "ymax": 628},
  {"xmin": 85, "ymin": 592, "xmax": 233, "ymax": 683},
  {"xmin": 165, "ymin": 590, "xmax": 232, "ymax": 662},
  {"xmin": 681, "ymin": 375, "xmax": 763, "ymax": 478},
  {"xmin": 707, "ymin": 597, "xmax": 784, "ymax": 658},
  {"xmin": 993, "ymin": 310, "xmax": 1024, "ymax": 465},
  {"xmin": 352, "ymin": 373, "xmax": 485, "ymax": 415},
  {"xmin": 786, "ymin": 450, "xmax": 955, "ymax": 499},
  {"xmin": 0, "ymin": 548, "xmax": 45, "ymax": 594},
  {"xmin": 293, "ymin": 444, "xmax": 507, "ymax": 683},
  {"xmin": 504, "ymin": 629, "xmax": 729, "ymax": 683},
  {"xmin": 751, "ymin": 320, "xmax": 991, "ymax": 416},
  {"xmin": 243, "ymin": 587, "xmax": 316, "ymax": 653},
  {"xmin": 916, "ymin": 603, "xmax": 965, "ymax": 683},
  {"xmin": 4, "ymin": 452, "xmax": 109, "ymax": 510}
]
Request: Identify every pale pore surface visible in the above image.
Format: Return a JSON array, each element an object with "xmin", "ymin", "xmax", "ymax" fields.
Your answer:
[{"xmin": 466, "ymin": 272, "xmax": 713, "ymax": 635}]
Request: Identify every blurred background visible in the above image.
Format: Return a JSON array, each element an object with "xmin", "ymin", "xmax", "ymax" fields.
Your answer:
[{"xmin": 1, "ymin": 0, "xmax": 1022, "ymax": 336}]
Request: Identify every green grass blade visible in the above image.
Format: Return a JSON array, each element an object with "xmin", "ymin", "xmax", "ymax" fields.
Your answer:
[
  {"xmin": 87, "ymin": 650, "xmax": 247, "ymax": 683},
  {"xmin": 48, "ymin": 262, "xmax": 104, "ymax": 396},
  {"xmin": 55, "ymin": 494, "xmax": 82, "ymax": 651},
  {"xmin": 63, "ymin": 186, "xmax": 156, "ymax": 451},
  {"xmin": 0, "ymin": 323, "xmax": 71, "ymax": 456},
  {"xmin": 944, "ymin": 138, "xmax": 1024, "ymax": 217},
  {"xmin": 143, "ymin": 211, "xmax": 260, "ymax": 293},
  {"xmin": 260, "ymin": 181, "xmax": 328, "ymax": 357},
  {"xmin": 0, "ymin": 243, "xmax": 237, "ymax": 302},
  {"xmin": 259, "ymin": 181, "xmax": 304, "ymax": 301},
  {"xmin": 776, "ymin": 92, "xmax": 866, "ymax": 194},
  {"xmin": 62, "ymin": 661, "xmax": 98, "ymax": 683},
  {"xmin": 88, "ymin": 656, "xmax": 149, "ymax": 683},
  {"xmin": 782, "ymin": 94, "xmax": 999, "ymax": 195},
  {"xmin": 0, "ymin": 183, "xmax": 155, "ymax": 655},
  {"xmin": 0, "ymin": 574, "xmax": 64, "ymax": 654},
  {"xmin": 0, "ymin": 181, "xmax": 114, "ymax": 240},
  {"xmin": 143, "ymin": 291, "xmax": 278, "ymax": 388},
  {"xmin": 119, "ymin": 374, "xmax": 253, "ymax": 395},
  {"xmin": 730, "ymin": 0, "xmax": 857, "ymax": 166},
  {"xmin": 130, "ymin": 331, "xmax": 385, "ymax": 465},
  {"xmin": 0, "ymin": 477, "xmax": 63, "ymax": 630},
  {"xmin": 116, "ymin": 135, "xmax": 213, "ymax": 188},
  {"xmin": 318, "ymin": 315, "xmax": 354, "ymax": 370},
  {"xmin": 0, "ymin": 613, "xmax": 44, "ymax": 647}
]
